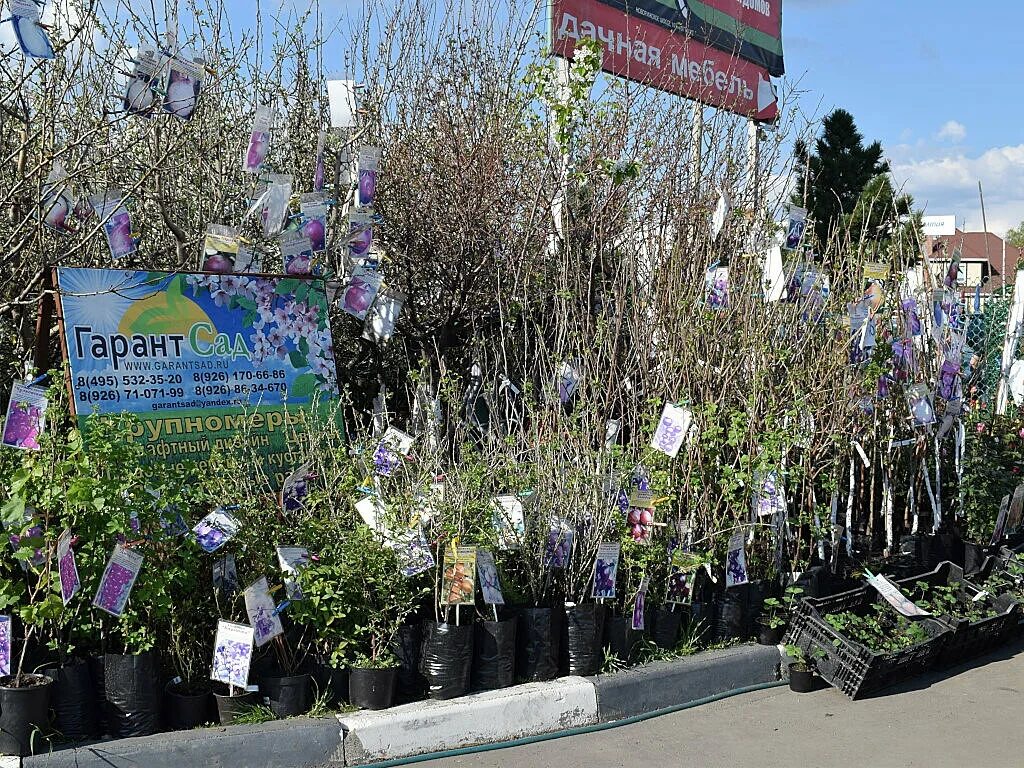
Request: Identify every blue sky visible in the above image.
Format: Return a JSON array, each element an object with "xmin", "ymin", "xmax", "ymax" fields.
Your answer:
[
  {"xmin": 783, "ymin": 0, "xmax": 1024, "ymax": 235},
  {"xmin": 245, "ymin": 0, "xmax": 1024, "ymax": 235},
  {"xmin": 6, "ymin": 0, "xmax": 1022, "ymax": 235}
]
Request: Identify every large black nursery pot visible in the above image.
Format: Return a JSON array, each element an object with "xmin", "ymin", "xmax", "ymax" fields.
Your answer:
[
  {"xmin": 788, "ymin": 663, "xmax": 815, "ymax": 693},
  {"xmin": 604, "ymin": 613, "xmax": 647, "ymax": 665},
  {"xmin": 392, "ymin": 621, "xmax": 424, "ymax": 703},
  {"xmin": 758, "ymin": 622, "xmax": 785, "ymax": 646},
  {"xmin": 43, "ymin": 658, "xmax": 99, "ymax": 741},
  {"xmin": 472, "ymin": 615, "xmax": 518, "ymax": 691},
  {"xmin": 105, "ymin": 651, "xmax": 161, "ymax": 738},
  {"xmin": 87, "ymin": 654, "xmax": 110, "ymax": 736},
  {"xmin": 259, "ymin": 672, "xmax": 312, "ymax": 718},
  {"xmin": 563, "ymin": 603, "xmax": 605, "ymax": 676},
  {"xmin": 715, "ymin": 580, "xmax": 777, "ymax": 641},
  {"xmin": 652, "ymin": 606, "xmax": 683, "ymax": 650},
  {"xmin": 515, "ymin": 606, "xmax": 561, "ymax": 682},
  {"xmin": 349, "ymin": 667, "xmax": 398, "ymax": 710},
  {"xmin": 420, "ymin": 620, "xmax": 474, "ymax": 700},
  {"xmin": 0, "ymin": 674, "xmax": 52, "ymax": 756},
  {"xmin": 307, "ymin": 655, "xmax": 349, "ymax": 707},
  {"xmin": 164, "ymin": 680, "xmax": 213, "ymax": 730},
  {"xmin": 213, "ymin": 684, "xmax": 261, "ymax": 725}
]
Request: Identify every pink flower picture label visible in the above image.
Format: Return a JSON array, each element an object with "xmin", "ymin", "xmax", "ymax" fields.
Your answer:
[
  {"xmin": 0, "ymin": 616, "xmax": 9, "ymax": 676},
  {"xmin": 341, "ymin": 267, "xmax": 383, "ymax": 321},
  {"xmin": 93, "ymin": 545, "xmax": 144, "ymax": 617},
  {"xmin": 2, "ymin": 382, "xmax": 48, "ymax": 451},
  {"xmin": 57, "ymin": 529, "xmax": 81, "ymax": 605}
]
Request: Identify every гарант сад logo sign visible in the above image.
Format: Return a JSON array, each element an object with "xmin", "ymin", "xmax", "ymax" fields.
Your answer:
[{"xmin": 55, "ymin": 268, "xmax": 343, "ymax": 486}]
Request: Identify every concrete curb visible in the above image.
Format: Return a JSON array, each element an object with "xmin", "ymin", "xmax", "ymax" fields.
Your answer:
[
  {"xmin": 15, "ymin": 644, "xmax": 779, "ymax": 767},
  {"xmin": 587, "ymin": 643, "xmax": 782, "ymax": 722},
  {"xmin": 20, "ymin": 717, "xmax": 343, "ymax": 768},
  {"xmin": 340, "ymin": 677, "xmax": 597, "ymax": 766}
]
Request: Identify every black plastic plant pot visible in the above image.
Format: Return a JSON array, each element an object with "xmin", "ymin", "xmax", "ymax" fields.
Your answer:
[
  {"xmin": 652, "ymin": 608, "xmax": 683, "ymax": 650},
  {"xmin": 564, "ymin": 603, "xmax": 605, "ymax": 676},
  {"xmin": 604, "ymin": 615, "xmax": 645, "ymax": 664},
  {"xmin": 788, "ymin": 664, "xmax": 815, "ymax": 693},
  {"xmin": 515, "ymin": 607, "xmax": 560, "ymax": 682},
  {"xmin": 259, "ymin": 673, "xmax": 311, "ymax": 718},
  {"xmin": 87, "ymin": 654, "xmax": 109, "ymax": 737},
  {"xmin": 349, "ymin": 667, "xmax": 398, "ymax": 710},
  {"xmin": 392, "ymin": 621, "xmax": 425, "ymax": 703},
  {"xmin": 307, "ymin": 657, "xmax": 349, "ymax": 707},
  {"xmin": 0, "ymin": 674, "xmax": 53, "ymax": 756},
  {"xmin": 164, "ymin": 680, "xmax": 213, "ymax": 730},
  {"xmin": 105, "ymin": 651, "xmax": 161, "ymax": 738},
  {"xmin": 43, "ymin": 658, "xmax": 99, "ymax": 741},
  {"xmin": 213, "ymin": 686, "xmax": 261, "ymax": 725},
  {"xmin": 420, "ymin": 620, "xmax": 474, "ymax": 700},
  {"xmin": 758, "ymin": 623, "xmax": 785, "ymax": 646},
  {"xmin": 472, "ymin": 618, "xmax": 517, "ymax": 691}
]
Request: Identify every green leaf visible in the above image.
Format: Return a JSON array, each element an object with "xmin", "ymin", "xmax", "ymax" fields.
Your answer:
[
  {"xmin": 275, "ymin": 278, "xmax": 302, "ymax": 297},
  {"xmin": 289, "ymin": 350, "xmax": 307, "ymax": 369},
  {"xmin": 290, "ymin": 374, "xmax": 318, "ymax": 400}
]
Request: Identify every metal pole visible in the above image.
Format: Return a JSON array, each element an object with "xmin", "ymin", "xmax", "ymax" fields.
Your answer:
[
  {"xmin": 746, "ymin": 118, "xmax": 760, "ymax": 213},
  {"xmin": 690, "ymin": 102, "xmax": 704, "ymax": 187},
  {"xmin": 979, "ymin": 181, "xmax": 996, "ymax": 291}
]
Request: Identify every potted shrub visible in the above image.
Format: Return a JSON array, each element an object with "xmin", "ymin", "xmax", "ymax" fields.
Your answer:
[
  {"xmin": 758, "ymin": 586, "xmax": 803, "ymax": 645},
  {"xmin": 0, "ymin": 569, "xmax": 55, "ymax": 756},
  {"xmin": 784, "ymin": 644, "xmax": 822, "ymax": 693},
  {"xmin": 343, "ymin": 527, "xmax": 429, "ymax": 710},
  {"xmin": 288, "ymin": 554, "xmax": 359, "ymax": 708},
  {"xmin": 163, "ymin": 608, "xmax": 217, "ymax": 730},
  {"xmin": 257, "ymin": 634, "xmax": 313, "ymax": 718}
]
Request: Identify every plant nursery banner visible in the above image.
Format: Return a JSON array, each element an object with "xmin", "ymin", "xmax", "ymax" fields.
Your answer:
[
  {"xmin": 54, "ymin": 268, "xmax": 341, "ymax": 485},
  {"xmin": 551, "ymin": 0, "xmax": 780, "ymax": 122}
]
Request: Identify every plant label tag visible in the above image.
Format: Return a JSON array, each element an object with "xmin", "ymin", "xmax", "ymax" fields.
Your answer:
[
  {"xmin": 340, "ymin": 264, "xmax": 382, "ymax": 321},
  {"xmin": 632, "ymin": 576, "xmax": 650, "ymax": 630},
  {"xmin": 592, "ymin": 542, "xmax": 621, "ymax": 599},
  {"xmin": 651, "ymin": 403, "xmax": 692, "ymax": 458},
  {"xmin": 442, "ymin": 546, "xmax": 477, "ymax": 605},
  {"xmin": 193, "ymin": 507, "xmax": 241, "ymax": 553},
  {"xmin": 213, "ymin": 554, "xmax": 239, "ymax": 598},
  {"xmin": 93, "ymin": 544, "xmax": 144, "ymax": 617},
  {"xmin": 0, "ymin": 616, "xmax": 9, "ymax": 675},
  {"xmin": 276, "ymin": 546, "xmax": 310, "ymax": 601},
  {"xmin": 244, "ymin": 577, "xmax": 284, "ymax": 647},
  {"xmin": 867, "ymin": 574, "xmax": 931, "ymax": 617},
  {"xmin": 57, "ymin": 528, "xmax": 80, "ymax": 605},
  {"xmin": 212, "ymin": 620, "xmax": 255, "ymax": 689},
  {"xmin": 2, "ymin": 382, "xmax": 47, "ymax": 450},
  {"xmin": 327, "ymin": 79, "xmax": 357, "ymax": 128},
  {"xmin": 491, "ymin": 495, "xmax": 525, "ymax": 550},
  {"xmin": 726, "ymin": 533, "xmax": 749, "ymax": 587},
  {"xmin": 476, "ymin": 549, "xmax": 504, "ymax": 605}
]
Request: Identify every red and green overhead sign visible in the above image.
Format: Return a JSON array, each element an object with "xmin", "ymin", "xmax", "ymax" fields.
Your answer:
[{"xmin": 552, "ymin": 0, "xmax": 782, "ymax": 121}]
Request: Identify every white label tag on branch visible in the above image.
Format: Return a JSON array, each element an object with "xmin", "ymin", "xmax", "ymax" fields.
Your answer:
[
  {"xmin": 852, "ymin": 440, "xmax": 870, "ymax": 468},
  {"xmin": 327, "ymin": 79, "xmax": 357, "ymax": 128},
  {"xmin": 867, "ymin": 574, "xmax": 931, "ymax": 618},
  {"xmin": 711, "ymin": 190, "xmax": 729, "ymax": 242},
  {"xmin": 650, "ymin": 403, "xmax": 692, "ymax": 458}
]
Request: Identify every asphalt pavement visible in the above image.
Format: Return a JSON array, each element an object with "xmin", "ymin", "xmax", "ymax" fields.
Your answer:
[{"xmin": 415, "ymin": 638, "xmax": 1024, "ymax": 768}]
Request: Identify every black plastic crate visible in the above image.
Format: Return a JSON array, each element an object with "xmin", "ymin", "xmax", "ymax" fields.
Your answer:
[
  {"xmin": 895, "ymin": 562, "xmax": 1021, "ymax": 666},
  {"xmin": 785, "ymin": 585, "xmax": 949, "ymax": 700}
]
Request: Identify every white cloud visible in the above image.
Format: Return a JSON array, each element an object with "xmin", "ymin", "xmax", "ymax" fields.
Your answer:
[
  {"xmin": 936, "ymin": 120, "xmax": 967, "ymax": 143},
  {"xmin": 892, "ymin": 144, "xmax": 1024, "ymax": 235}
]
